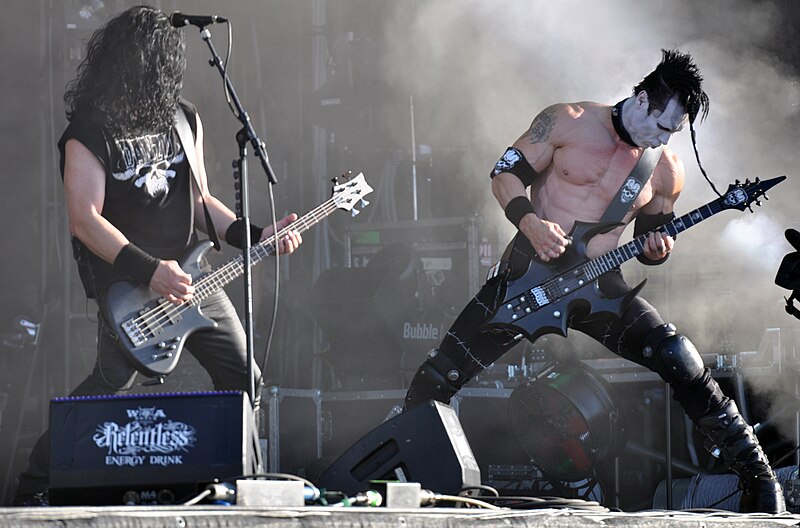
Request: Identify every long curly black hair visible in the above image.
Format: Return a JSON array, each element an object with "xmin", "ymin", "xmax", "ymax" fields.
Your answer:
[
  {"xmin": 64, "ymin": 5, "xmax": 186, "ymax": 137},
  {"xmin": 633, "ymin": 49, "xmax": 709, "ymax": 124}
]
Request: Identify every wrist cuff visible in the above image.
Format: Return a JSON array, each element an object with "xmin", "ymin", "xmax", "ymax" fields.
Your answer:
[
  {"xmin": 114, "ymin": 243, "xmax": 160, "ymax": 285},
  {"xmin": 225, "ymin": 219, "xmax": 263, "ymax": 250},
  {"xmin": 504, "ymin": 196, "xmax": 535, "ymax": 228}
]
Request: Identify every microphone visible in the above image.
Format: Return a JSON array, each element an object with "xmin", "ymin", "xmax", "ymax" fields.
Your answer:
[{"xmin": 169, "ymin": 12, "xmax": 227, "ymax": 28}]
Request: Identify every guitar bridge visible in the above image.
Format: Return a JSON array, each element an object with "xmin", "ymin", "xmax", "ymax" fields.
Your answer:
[
  {"xmin": 507, "ymin": 286, "xmax": 550, "ymax": 320},
  {"xmin": 122, "ymin": 318, "xmax": 148, "ymax": 347},
  {"xmin": 530, "ymin": 286, "xmax": 549, "ymax": 307}
]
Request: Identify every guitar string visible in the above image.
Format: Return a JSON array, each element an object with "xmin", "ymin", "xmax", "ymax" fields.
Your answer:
[
  {"xmin": 513, "ymin": 187, "xmax": 763, "ymax": 322},
  {"xmin": 129, "ymin": 198, "xmax": 341, "ymax": 339},
  {"xmin": 526, "ymin": 207, "xmax": 710, "ymax": 310},
  {"xmin": 125, "ymin": 194, "xmax": 348, "ymax": 340},
  {"xmin": 128, "ymin": 187, "xmax": 738, "ymax": 344},
  {"xmin": 132, "ymin": 198, "xmax": 341, "ymax": 333}
]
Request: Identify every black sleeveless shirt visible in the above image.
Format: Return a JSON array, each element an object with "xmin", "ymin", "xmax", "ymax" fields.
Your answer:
[{"xmin": 58, "ymin": 100, "xmax": 198, "ymax": 296}]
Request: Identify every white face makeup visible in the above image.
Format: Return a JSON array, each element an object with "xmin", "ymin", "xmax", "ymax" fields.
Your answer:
[{"xmin": 626, "ymin": 93, "xmax": 689, "ymax": 149}]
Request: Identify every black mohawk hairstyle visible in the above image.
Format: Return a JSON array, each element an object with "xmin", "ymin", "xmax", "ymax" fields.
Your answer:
[{"xmin": 633, "ymin": 49, "xmax": 709, "ymax": 124}]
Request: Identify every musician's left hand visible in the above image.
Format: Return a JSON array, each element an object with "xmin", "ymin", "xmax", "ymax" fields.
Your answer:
[
  {"xmin": 260, "ymin": 213, "xmax": 302, "ymax": 255},
  {"xmin": 643, "ymin": 231, "xmax": 673, "ymax": 261}
]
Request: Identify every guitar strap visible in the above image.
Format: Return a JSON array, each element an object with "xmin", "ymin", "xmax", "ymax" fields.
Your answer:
[
  {"xmin": 599, "ymin": 146, "xmax": 663, "ymax": 223},
  {"xmin": 175, "ymin": 107, "xmax": 221, "ymax": 251}
]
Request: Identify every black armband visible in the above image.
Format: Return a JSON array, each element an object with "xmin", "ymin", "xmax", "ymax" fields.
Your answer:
[
  {"xmin": 504, "ymin": 196, "xmax": 535, "ymax": 229},
  {"xmin": 634, "ymin": 211, "xmax": 676, "ymax": 265},
  {"xmin": 225, "ymin": 218, "xmax": 264, "ymax": 250},
  {"xmin": 490, "ymin": 147, "xmax": 539, "ymax": 188},
  {"xmin": 114, "ymin": 243, "xmax": 160, "ymax": 285}
]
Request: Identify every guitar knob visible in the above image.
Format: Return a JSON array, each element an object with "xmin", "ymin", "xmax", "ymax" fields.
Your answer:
[{"xmin": 158, "ymin": 341, "xmax": 167, "ymax": 349}]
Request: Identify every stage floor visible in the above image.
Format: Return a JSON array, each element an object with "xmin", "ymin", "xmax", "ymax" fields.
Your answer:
[{"xmin": 1, "ymin": 506, "xmax": 799, "ymax": 528}]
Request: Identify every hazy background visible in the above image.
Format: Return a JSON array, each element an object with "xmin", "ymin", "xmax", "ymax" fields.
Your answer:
[{"xmin": 0, "ymin": 0, "xmax": 798, "ymax": 505}]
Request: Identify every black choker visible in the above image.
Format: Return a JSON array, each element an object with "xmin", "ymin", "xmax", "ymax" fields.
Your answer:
[{"xmin": 611, "ymin": 99, "xmax": 638, "ymax": 147}]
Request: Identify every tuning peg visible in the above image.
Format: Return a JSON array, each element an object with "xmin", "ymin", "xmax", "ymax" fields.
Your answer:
[
  {"xmin": 351, "ymin": 208, "xmax": 360, "ymax": 217},
  {"xmin": 331, "ymin": 176, "xmax": 339, "ymax": 185},
  {"xmin": 360, "ymin": 198, "xmax": 370, "ymax": 208},
  {"xmin": 755, "ymin": 200, "xmax": 762, "ymax": 207},
  {"xmin": 763, "ymin": 194, "xmax": 770, "ymax": 200}
]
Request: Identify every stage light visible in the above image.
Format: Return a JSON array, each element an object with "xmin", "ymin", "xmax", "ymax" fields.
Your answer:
[
  {"xmin": 78, "ymin": 0, "xmax": 105, "ymax": 20},
  {"xmin": 1, "ymin": 316, "xmax": 40, "ymax": 349}
]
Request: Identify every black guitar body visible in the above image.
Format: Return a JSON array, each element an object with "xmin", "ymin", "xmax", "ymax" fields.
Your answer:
[
  {"xmin": 103, "ymin": 240, "xmax": 218, "ymax": 377},
  {"xmin": 483, "ymin": 220, "xmax": 645, "ymax": 342}
]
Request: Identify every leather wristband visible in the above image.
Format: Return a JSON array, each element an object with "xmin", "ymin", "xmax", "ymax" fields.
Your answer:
[
  {"xmin": 114, "ymin": 243, "xmax": 160, "ymax": 286},
  {"xmin": 504, "ymin": 196, "xmax": 535, "ymax": 228},
  {"xmin": 225, "ymin": 218, "xmax": 263, "ymax": 250}
]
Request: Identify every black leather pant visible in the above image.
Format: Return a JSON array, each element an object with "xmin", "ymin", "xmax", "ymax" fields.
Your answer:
[
  {"xmin": 404, "ymin": 237, "xmax": 784, "ymax": 512},
  {"xmin": 405, "ymin": 241, "xmax": 726, "ymax": 422},
  {"xmin": 15, "ymin": 289, "xmax": 259, "ymax": 498}
]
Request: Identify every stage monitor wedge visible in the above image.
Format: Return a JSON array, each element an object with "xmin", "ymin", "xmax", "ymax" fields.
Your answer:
[{"xmin": 318, "ymin": 400, "xmax": 480, "ymax": 496}]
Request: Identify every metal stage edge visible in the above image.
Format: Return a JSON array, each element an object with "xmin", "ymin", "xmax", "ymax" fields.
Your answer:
[{"xmin": 0, "ymin": 505, "xmax": 798, "ymax": 528}]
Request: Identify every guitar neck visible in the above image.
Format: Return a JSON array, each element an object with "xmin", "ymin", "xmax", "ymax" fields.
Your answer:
[
  {"xmin": 581, "ymin": 197, "xmax": 725, "ymax": 280},
  {"xmin": 192, "ymin": 197, "xmax": 340, "ymax": 301}
]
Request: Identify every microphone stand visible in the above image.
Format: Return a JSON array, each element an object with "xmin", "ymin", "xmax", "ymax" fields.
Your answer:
[{"xmin": 197, "ymin": 25, "xmax": 277, "ymax": 415}]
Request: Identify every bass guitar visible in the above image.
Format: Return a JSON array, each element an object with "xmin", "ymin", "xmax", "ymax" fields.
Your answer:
[
  {"xmin": 105, "ymin": 172, "xmax": 373, "ymax": 377},
  {"xmin": 483, "ymin": 176, "xmax": 785, "ymax": 340}
]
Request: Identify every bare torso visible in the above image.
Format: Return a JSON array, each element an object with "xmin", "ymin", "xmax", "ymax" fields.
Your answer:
[{"xmin": 512, "ymin": 102, "xmax": 683, "ymax": 258}]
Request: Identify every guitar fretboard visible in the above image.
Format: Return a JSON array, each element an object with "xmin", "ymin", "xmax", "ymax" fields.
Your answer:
[
  {"xmin": 530, "ymin": 193, "xmax": 734, "ymax": 307},
  {"xmin": 583, "ymin": 200, "xmax": 722, "ymax": 280},
  {"xmin": 189, "ymin": 198, "xmax": 340, "ymax": 305}
]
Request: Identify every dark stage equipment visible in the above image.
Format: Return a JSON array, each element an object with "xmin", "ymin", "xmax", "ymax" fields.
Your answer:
[
  {"xmin": 49, "ymin": 391, "xmax": 260, "ymax": 505},
  {"xmin": 318, "ymin": 400, "xmax": 480, "ymax": 495},
  {"xmin": 310, "ymin": 217, "xmax": 484, "ymax": 387},
  {"xmin": 509, "ymin": 361, "xmax": 627, "ymax": 482}
]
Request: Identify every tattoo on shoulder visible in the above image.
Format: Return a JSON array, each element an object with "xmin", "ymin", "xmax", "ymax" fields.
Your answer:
[{"xmin": 528, "ymin": 105, "xmax": 557, "ymax": 144}]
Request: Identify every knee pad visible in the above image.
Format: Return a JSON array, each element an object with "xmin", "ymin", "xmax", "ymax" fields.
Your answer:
[
  {"xmin": 643, "ymin": 323, "xmax": 704, "ymax": 385},
  {"xmin": 403, "ymin": 350, "xmax": 471, "ymax": 411}
]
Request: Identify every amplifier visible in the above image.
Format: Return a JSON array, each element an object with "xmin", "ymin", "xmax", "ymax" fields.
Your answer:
[
  {"xmin": 49, "ymin": 391, "xmax": 260, "ymax": 505},
  {"xmin": 311, "ymin": 217, "xmax": 492, "ymax": 386}
]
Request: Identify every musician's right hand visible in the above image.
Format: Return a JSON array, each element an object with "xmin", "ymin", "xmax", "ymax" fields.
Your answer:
[
  {"xmin": 520, "ymin": 215, "xmax": 570, "ymax": 262},
  {"xmin": 150, "ymin": 260, "xmax": 194, "ymax": 304}
]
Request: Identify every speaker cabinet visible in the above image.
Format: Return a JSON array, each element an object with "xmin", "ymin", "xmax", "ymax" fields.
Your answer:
[
  {"xmin": 49, "ymin": 391, "xmax": 260, "ymax": 505},
  {"xmin": 318, "ymin": 400, "xmax": 480, "ymax": 495}
]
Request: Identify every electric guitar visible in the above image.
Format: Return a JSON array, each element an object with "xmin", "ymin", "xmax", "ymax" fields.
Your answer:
[
  {"xmin": 483, "ymin": 176, "xmax": 786, "ymax": 340},
  {"xmin": 105, "ymin": 172, "xmax": 373, "ymax": 377}
]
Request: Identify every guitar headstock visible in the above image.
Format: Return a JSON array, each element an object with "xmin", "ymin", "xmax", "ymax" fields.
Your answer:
[
  {"xmin": 721, "ymin": 175, "xmax": 786, "ymax": 212},
  {"xmin": 332, "ymin": 171, "xmax": 373, "ymax": 217}
]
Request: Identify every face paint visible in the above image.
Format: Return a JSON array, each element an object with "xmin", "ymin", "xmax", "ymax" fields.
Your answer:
[{"xmin": 627, "ymin": 94, "xmax": 688, "ymax": 149}]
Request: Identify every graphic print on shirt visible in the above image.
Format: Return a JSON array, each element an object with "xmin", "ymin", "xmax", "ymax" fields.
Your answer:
[{"xmin": 111, "ymin": 131, "xmax": 185, "ymax": 198}]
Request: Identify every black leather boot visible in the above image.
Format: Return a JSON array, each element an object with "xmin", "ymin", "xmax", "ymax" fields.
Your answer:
[{"xmin": 697, "ymin": 399, "xmax": 786, "ymax": 514}]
